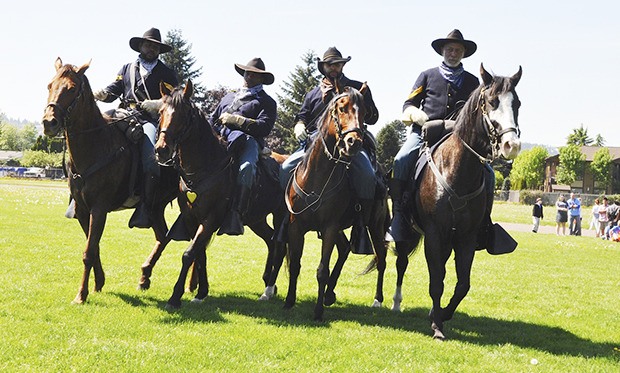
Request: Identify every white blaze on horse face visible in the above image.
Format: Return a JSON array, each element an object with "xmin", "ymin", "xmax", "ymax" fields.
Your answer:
[{"xmin": 489, "ymin": 91, "xmax": 521, "ymax": 159}]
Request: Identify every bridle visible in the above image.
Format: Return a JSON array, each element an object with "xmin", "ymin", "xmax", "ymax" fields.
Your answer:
[
  {"xmin": 460, "ymin": 85, "xmax": 520, "ymax": 163},
  {"xmin": 318, "ymin": 90, "xmax": 365, "ymax": 165},
  {"xmin": 156, "ymin": 100, "xmax": 197, "ymax": 167},
  {"xmin": 46, "ymin": 73, "xmax": 84, "ymax": 130}
]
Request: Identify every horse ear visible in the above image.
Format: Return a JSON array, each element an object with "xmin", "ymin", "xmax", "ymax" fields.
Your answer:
[
  {"xmin": 183, "ymin": 79, "xmax": 194, "ymax": 100},
  {"xmin": 160, "ymin": 81, "xmax": 172, "ymax": 97},
  {"xmin": 510, "ymin": 66, "xmax": 523, "ymax": 87},
  {"xmin": 480, "ymin": 63, "xmax": 493, "ymax": 86},
  {"xmin": 76, "ymin": 59, "xmax": 91, "ymax": 76},
  {"xmin": 55, "ymin": 57, "xmax": 63, "ymax": 72},
  {"xmin": 359, "ymin": 82, "xmax": 368, "ymax": 95}
]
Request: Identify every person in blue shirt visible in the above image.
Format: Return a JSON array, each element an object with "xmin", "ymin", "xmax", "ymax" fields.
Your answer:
[
  {"xmin": 210, "ymin": 58, "xmax": 277, "ymax": 236},
  {"xmin": 567, "ymin": 192, "xmax": 582, "ymax": 236},
  {"xmin": 94, "ymin": 27, "xmax": 179, "ymax": 228}
]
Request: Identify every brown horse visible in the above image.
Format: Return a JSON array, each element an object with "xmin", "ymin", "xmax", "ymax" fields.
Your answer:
[
  {"xmin": 282, "ymin": 86, "xmax": 389, "ymax": 321},
  {"xmin": 154, "ymin": 80, "xmax": 287, "ymax": 309},
  {"xmin": 42, "ymin": 58, "xmax": 179, "ymax": 304},
  {"xmin": 393, "ymin": 64, "xmax": 522, "ymax": 339}
]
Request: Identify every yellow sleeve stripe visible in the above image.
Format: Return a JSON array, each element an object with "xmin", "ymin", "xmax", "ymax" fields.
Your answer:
[{"xmin": 407, "ymin": 86, "xmax": 423, "ymax": 100}]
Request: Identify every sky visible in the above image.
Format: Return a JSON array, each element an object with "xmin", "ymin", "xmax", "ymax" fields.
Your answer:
[{"xmin": 2, "ymin": 0, "xmax": 618, "ymax": 147}]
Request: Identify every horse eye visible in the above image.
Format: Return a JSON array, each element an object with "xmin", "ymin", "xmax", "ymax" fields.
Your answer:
[{"xmin": 490, "ymin": 98, "xmax": 499, "ymax": 109}]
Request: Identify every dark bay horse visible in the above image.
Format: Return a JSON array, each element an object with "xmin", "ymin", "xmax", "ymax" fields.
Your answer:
[
  {"xmin": 394, "ymin": 64, "xmax": 522, "ymax": 339},
  {"xmin": 154, "ymin": 80, "xmax": 287, "ymax": 309},
  {"xmin": 42, "ymin": 58, "xmax": 179, "ymax": 304},
  {"xmin": 282, "ymin": 86, "xmax": 389, "ymax": 321}
]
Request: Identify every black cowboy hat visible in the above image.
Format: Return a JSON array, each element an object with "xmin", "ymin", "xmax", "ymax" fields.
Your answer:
[
  {"xmin": 317, "ymin": 47, "xmax": 351, "ymax": 76},
  {"xmin": 431, "ymin": 29, "xmax": 477, "ymax": 58},
  {"xmin": 129, "ymin": 27, "xmax": 172, "ymax": 53},
  {"xmin": 234, "ymin": 58, "xmax": 275, "ymax": 85}
]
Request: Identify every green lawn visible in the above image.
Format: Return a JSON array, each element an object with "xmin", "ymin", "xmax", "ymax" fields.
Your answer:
[{"xmin": 0, "ymin": 178, "xmax": 618, "ymax": 372}]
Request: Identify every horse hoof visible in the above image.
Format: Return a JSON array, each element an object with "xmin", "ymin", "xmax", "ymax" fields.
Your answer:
[
  {"xmin": 165, "ymin": 301, "xmax": 181, "ymax": 311},
  {"xmin": 259, "ymin": 286, "xmax": 276, "ymax": 301},
  {"xmin": 190, "ymin": 297, "xmax": 205, "ymax": 304},
  {"xmin": 433, "ymin": 330, "xmax": 446, "ymax": 341},
  {"xmin": 324, "ymin": 292, "xmax": 336, "ymax": 306},
  {"xmin": 391, "ymin": 303, "xmax": 401, "ymax": 312},
  {"xmin": 371, "ymin": 299, "xmax": 382, "ymax": 308},
  {"xmin": 137, "ymin": 279, "xmax": 151, "ymax": 291}
]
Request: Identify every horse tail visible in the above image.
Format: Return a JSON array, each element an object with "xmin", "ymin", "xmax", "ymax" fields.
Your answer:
[{"xmin": 360, "ymin": 239, "xmax": 389, "ymax": 275}]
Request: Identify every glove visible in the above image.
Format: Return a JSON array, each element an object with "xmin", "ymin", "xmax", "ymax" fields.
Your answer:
[
  {"xmin": 93, "ymin": 89, "xmax": 108, "ymax": 101},
  {"xmin": 219, "ymin": 112, "xmax": 246, "ymax": 129},
  {"xmin": 294, "ymin": 121, "xmax": 308, "ymax": 142},
  {"xmin": 401, "ymin": 105, "xmax": 429, "ymax": 126},
  {"xmin": 140, "ymin": 99, "xmax": 163, "ymax": 116}
]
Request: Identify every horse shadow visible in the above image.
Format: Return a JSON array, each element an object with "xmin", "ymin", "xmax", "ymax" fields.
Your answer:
[{"xmin": 111, "ymin": 291, "xmax": 618, "ymax": 361}]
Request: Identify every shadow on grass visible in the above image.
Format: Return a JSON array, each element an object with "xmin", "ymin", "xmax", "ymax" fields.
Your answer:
[{"xmin": 111, "ymin": 290, "xmax": 618, "ymax": 361}]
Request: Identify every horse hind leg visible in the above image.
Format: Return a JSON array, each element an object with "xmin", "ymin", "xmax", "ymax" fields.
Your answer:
[
  {"xmin": 324, "ymin": 231, "xmax": 350, "ymax": 307},
  {"xmin": 314, "ymin": 230, "xmax": 338, "ymax": 321},
  {"xmin": 138, "ymin": 205, "xmax": 171, "ymax": 291}
]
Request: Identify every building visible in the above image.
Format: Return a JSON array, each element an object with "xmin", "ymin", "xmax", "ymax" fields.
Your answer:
[{"xmin": 544, "ymin": 146, "xmax": 620, "ymax": 194}]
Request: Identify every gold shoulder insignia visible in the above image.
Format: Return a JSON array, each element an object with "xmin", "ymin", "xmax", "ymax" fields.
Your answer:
[
  {"xmin": 407, "ymin": 86, "xmax": 424, "ymax": 100},
  {"xmin": 116, "ymin": 75, "xmax": 123, "ymax": 81}
]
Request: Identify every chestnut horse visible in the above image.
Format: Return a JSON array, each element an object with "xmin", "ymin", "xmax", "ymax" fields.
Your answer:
[
  {"xmin": 154, "ymin": 80, "xmax": 287, "ymax": 309},
  {"xmin": 393, "ymin": 64, "xmax": 522, "ymax": 339},
  {"xmin": 282, "ymin": 86, "xmax": 389, "ymax": 321},
  {"xmin": 42, "ymin": 58, "xmax": 179, "ymax": 303}
]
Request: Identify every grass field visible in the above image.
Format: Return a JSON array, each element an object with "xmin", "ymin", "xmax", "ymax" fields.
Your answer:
[{"xmin": 1, "ymin": 178, "xmax": 618, "ymax": 372}]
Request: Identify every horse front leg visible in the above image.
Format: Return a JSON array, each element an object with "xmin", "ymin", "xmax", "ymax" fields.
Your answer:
[
  {"xmin": 138, "ymin": 205, "xmax": 171, "ymax": 291},
  {"xmin": 166, "ymin": 224, "xmax": 211, "ymax": 309},
  {"xmin": 284, "ymin": 222, "xmax": 304, "ymax": 310},
  {"xmin": 324, "ymin": 231, "xmax": 350, "ymax": 307},
  {"xmin": 425, "ymin": 234, "xmax": 451, "ymax": 340},
  {"xmin": 392, "ymin": 241, "xmax": 410, "ymax": 312},
  {"xmin": 369, "ymin": 221, "xmax": 388, "ymax": 308},
  {"xmin": 260, "ymin": 240, "xmax": 286, "ymax": 301},
  {"xmin": 191, "ymin": 243, "xmax": 209, "ymax": 303},
  {"xmin": 248, "ymin": 220, "xmax": 276, "ymax": 289},
  {"xmin": 442, "ymin": 243, "xmax": 475, "ymax": 322},
  {"xmin": 315, "ymin": 228, "xmax": 338, "ymax": 321},
  {"xmin": 73, "ymin": 209, "xmax": 107, "ymax": 303}
]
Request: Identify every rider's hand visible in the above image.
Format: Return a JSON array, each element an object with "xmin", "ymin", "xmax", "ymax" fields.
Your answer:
[
  {"xmin": 93, "ymin": 89, "xmax": 109, "ymax": 101},
  {"xmin": 219, "ymin": 113, "xmax": 246, "ymax": 129},
  {"xmin": 401, "ymin": 105, "xmax": 429, "ymax": 126},
  {"xmin": 140, "ymin": 99, "xmax": 163, "ymax": 116},
  {"xmin": 294, "ymin": 122, "xmax": 308, "ymax": 142}
]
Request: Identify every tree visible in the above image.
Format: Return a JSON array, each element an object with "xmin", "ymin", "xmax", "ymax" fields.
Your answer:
[
  {"xmin": 161, "ymin": 29, "xmax": 206, "ymax": 106},
  {"xmin": 376, "ymin": 120, "xmax": 406, "ymax": 170},
  {"xmin": 267, "ymin": 50, "xmax": 320, "ymax": 154},
  {"xmin": 594, "ymin": 134, "xmax": 605, "ymax": 146},
  {"xmin": 31, "ymin": 135, "xmax": 64, "ymax": 153},
  {"xmin": 0, "ymin": 122, "xmax": 37, "ymax": 151},
  {"xmin": 590, "ymin": 147, "xmax": 612, "ymax": 187},
  {"xmin": 20, "ymin": 150, "xmax": 63, "ymax": 168},
  {"xmin": 555, "ymin": 144, "xmax": 585, "ymax": 185},
  {"xmin": 566, "ymin": 124, "xmax": 593, "ymax": 146},
  {"xmin": 509, "ymin": 146, "xmax": 549, "ymax": 190}
]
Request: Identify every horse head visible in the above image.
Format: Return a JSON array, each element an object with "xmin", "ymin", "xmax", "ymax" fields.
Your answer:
[
  {"xmin": 42, "ymin": 57, "xmax": 92, "ymax": 137},
  {"xmin": 321, "ymin": 86, "xmax": 366, "ymax": 158},
  {"xmin": 155, "ymin": 79, "xmax": 195, "ymax": 164},
  {"xmin": 479, "ymin": 63, "xmax": 522, "ymax": 160}
]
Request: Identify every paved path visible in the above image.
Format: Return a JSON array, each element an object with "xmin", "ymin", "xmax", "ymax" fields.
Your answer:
[{"xmin": 500, "ymin": 222, "xmax": 597, "ymax": 237}]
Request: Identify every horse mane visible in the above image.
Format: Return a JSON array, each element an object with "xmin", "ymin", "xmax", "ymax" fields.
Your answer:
[{"xmin": 167, "ymin": 86, "xmax": 228, "ymax": 148}]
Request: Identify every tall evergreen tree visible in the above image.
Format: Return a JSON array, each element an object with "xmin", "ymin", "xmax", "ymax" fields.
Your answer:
[
  {"xmin": 566, "ymin": 123, "xmax": 593, "ymax": 146},
  {"xmin": 376, "ymin": 120, "xmax": 406, "ymax": 170},
  {"xmin": 161, "ymin": 29, "xmax": 206, "ymax": 106},
  {"xmin": 266, "ymin": 51, "xmax": 320, "ymax": 154}
]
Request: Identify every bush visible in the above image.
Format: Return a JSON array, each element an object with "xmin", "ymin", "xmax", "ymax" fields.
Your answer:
[{"xmin": 519, "ymin": 189, "xmax": 544, "ymax": 205}]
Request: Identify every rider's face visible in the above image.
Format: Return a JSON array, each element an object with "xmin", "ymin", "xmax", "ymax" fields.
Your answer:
[
  {"xmin": 243, "ymin": 71, "xmax": 263, "ymax": 88},
  {"xmin": 324, "ymin": 62, "xmax": 344, "ymax": 79},
  {"xmin": 442, "ymin": 42, "xmax": 465, "ymax": 67},
  {"xmin": 139, "ymin": 40, "xmax": 161, "ymax": 61}
]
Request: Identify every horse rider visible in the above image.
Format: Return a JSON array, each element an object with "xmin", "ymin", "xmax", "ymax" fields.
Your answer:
[
  {"xmin": 390, "ymin": 29, "xmax": 493, "ymax": 245},
  {"xmin": 279, "ymin": 47, "xmax": 380, "ymax": 254},
  {"xmin": 93, "ymin": 27, "xmax": 179, "ymax": 228},
  {"xmin": 210, "ymin": 58, "xmax": 277, "ymax": 236}
]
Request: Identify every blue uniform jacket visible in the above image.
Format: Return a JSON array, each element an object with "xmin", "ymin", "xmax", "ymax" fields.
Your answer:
[
  {"xmin": 403, "ymin": 66, "xmax": 479, "ymax": 120},
  {"xmin": 101, "ymin": 59, "xmax": 179, "ymax": 122},
  {"xmin": 296, "ymin": 75, "xmax": 379, "ymax": 133},
  {"xmin": 210, "ymin": 89, "xmax": 277, "ymax": 148}
]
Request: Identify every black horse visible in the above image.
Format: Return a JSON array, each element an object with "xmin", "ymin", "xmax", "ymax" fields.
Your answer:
[
  {"xmin": 154, "ymin": 80, "xmax": 287, "ymax": 308},
  {"xmin": 393, "ymin": 64, "xmax": 522, "ymax": 339}
]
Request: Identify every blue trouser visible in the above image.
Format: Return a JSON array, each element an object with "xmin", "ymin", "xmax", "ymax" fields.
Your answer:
[
  {"xmin": 279, "ymin": 144, "xmax": 376, "ymax": 199},
  {"xmin": 234, "ymin": 136, "xmax": 259, "ymax": 188},
  {"xmin": 142, "ymin": 121, "xmax": 160, "ymax": 177},
  {"xmin": 393, "ymin": 125, "xmax": 495, "ymax": 196},
  {"xmin": 393, "ymin": 125, "xmax": 422, "ymax": 181}
]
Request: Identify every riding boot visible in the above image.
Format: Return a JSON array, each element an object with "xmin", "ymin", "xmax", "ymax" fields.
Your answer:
[
  {"xmin": 350, "ymin": 198, "xmax": 374, "ymax": 255},
  {"xmin": 476, "ymin": 194, "xmax": 494, "ymax": 251},
  {"xmin": 129, "ymin": 174, "xmax": 158, "ymax": 229},
  {"xmin": 217, "ymin": 185, "xmax": 250, "ymax": 236},
  {"xmin": 388, "ymin": 178, "xmax": 414, "ymax": 242}
]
